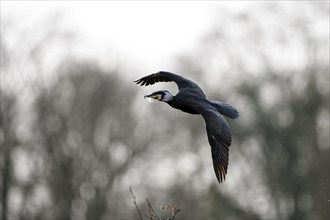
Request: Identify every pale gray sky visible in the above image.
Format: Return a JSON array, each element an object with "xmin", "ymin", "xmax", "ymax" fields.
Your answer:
[{"xmin": 2, "ymin": 1, "xmax": 247, "ymax": 73}]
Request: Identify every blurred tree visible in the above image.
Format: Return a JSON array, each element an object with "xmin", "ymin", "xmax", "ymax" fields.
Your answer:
[
  {"xmin": 1, "ymin": 2, "xmax": 329, "ymax": 220},
  {"xmin": 222, "ymin": 67, "xmax": 329, "ymax": 220},
  {"xmin": 171, "ymin": 2, "xmax": 329, "ymax": 219},
  {"xmin": 0, "ymin": 90, "xmax": 17, "ymax": 220},
  {"xmin": 32, "ymin": 61, "xmax": 147, "ymax": 219},
  {"xmin": 1, "ymin": 15, "xmax": 156, "ymax": 219},
  {"xmin": 1, "ymin": 58, "xmax": 157, "ymax": 219}
]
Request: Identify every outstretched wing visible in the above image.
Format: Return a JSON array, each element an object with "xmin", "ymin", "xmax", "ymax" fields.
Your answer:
[
  {"xmin": 135, "ymin": 71, "xmax": 203, "ymax": 91},
  {"xmin": 197, "ymin": 107, "xmax": 232, "ymax": 183}
]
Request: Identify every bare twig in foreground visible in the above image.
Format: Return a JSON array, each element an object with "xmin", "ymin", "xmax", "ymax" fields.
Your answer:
[
  {"xmin": 146, "ymin": 198, "xmax": 160, "ymax": 220},
  {"xmin": 129, "ymin": 187, "xmax": 180, "ymax": 220},
  {"xmin": 129, "ymin": 186, "xmax": 144, "ymax": 220},
  {"xmin": 161, "ymin": 204, "xmax": 181, "ymax": 220}
]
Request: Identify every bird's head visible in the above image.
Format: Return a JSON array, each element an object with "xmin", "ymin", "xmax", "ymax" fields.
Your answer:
[{"xmin": 144, "ymin": 90, "xmax": 174, "ymax": 103}]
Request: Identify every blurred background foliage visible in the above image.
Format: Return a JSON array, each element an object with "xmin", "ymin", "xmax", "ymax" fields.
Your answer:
[{"xmin": 1, "ymin": 2, "xmax": 329, "ymax": 220}]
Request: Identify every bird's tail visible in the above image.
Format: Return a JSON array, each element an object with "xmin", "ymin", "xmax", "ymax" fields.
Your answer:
[{"xmin": 210, "ymin": 100, "xmax": 239, "ymax": 119}]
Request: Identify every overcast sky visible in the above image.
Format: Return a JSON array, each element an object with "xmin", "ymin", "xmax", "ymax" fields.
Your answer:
[{"xmin": 2, "ymin": 1, "xmax": 248, "ymax": 73}]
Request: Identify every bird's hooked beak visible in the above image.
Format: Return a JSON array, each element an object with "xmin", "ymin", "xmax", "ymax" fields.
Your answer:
[{"xmin": 144, "ymin": 93, "xmax": 162, "ymax": 102}]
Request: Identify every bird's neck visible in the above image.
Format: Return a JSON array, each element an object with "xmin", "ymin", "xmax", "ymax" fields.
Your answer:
[{"xmin": 163, "ymin": 93, "xmax": 174, "ymax": 102}]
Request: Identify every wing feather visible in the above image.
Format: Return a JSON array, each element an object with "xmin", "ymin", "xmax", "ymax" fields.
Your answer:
[
  {"xmin": 135, "ymin": 71, "xmax": 204, "ymax": 92},
  {"xmin": 202, "ymin": 108, "xmax": 232, "ymax": 183},
  {"xmin": 135, "ymin": 72, "xmax": 178, "ymax": 86}
]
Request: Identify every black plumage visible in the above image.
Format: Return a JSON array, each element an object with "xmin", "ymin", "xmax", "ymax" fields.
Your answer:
[{"xmin": 135, "ymin": 71, "xmax": 239, "ymax": 183}]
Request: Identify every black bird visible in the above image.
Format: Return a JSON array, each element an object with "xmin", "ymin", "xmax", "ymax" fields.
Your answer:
[{"xmin": 135, "ymin": 71, "xmax": 239, "ymax": 183}]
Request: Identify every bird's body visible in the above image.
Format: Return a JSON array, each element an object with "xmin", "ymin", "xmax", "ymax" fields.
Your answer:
[
  {"xmin": 168, "ymin": 88, "xmax": 204, "ymax": 114},
  {"xmin": 135, "ymin": 71, "xmax": 239, "ymax": 183}
]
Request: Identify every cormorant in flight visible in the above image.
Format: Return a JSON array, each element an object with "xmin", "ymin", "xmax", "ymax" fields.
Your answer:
[{"xmin": 135, "ymin": 71, "xmax": 239, "ymax": 183}]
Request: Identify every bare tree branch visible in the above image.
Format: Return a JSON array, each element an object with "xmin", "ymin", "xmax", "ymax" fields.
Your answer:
[
  {"xmin": 146, "ymin": 198, "xmax": 160, "ymax": 220},
  {"xmin": 129, "ymin": 186, "xmax": 144, "ymax": 220}
]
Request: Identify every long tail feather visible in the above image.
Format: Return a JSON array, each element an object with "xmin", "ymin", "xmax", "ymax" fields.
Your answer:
[{"xmin": 210, "ymin": 100, "xmax": 239, "ymax": 119}]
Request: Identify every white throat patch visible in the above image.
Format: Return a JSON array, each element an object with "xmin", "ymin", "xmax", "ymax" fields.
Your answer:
[{"xmin": 163, "ymin": 91, "xmax": 174, "ymax": 102}]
